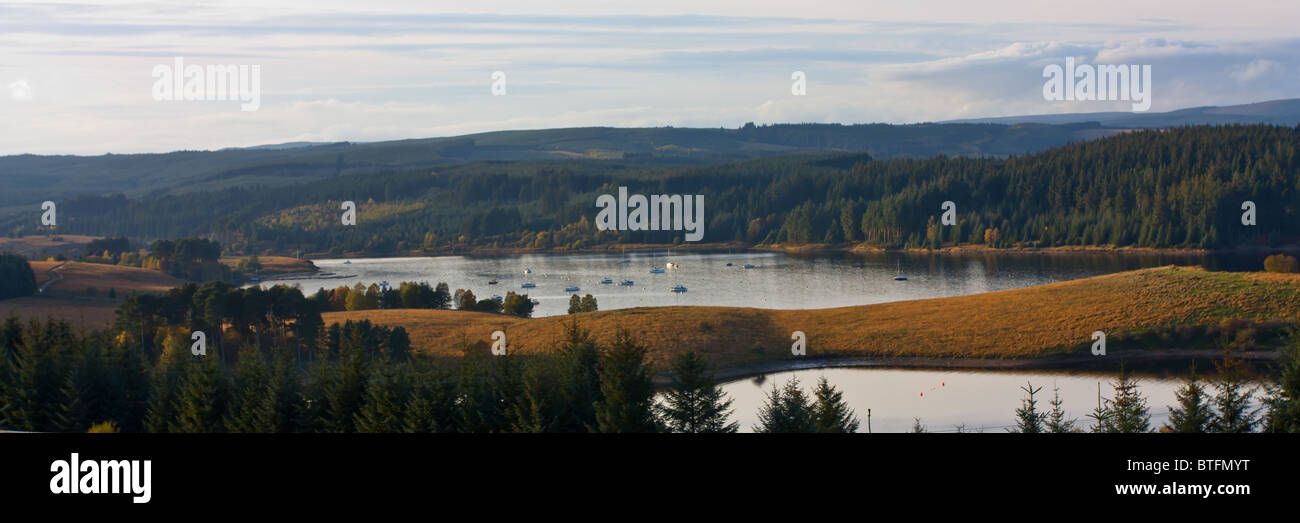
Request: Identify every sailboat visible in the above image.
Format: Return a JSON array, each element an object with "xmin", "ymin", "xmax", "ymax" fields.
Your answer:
[{"xmin": 893, "ymin": 259, "xmax": 907, "ymax": 281}]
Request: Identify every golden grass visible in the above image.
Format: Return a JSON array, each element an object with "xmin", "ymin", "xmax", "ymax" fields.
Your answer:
[
  {"xmin": 39, "ymin": 261, "xmax": 187, "ymax": 295},
  {"xmin": 324, "ymin": 266, "xmax": 1300, "ymax": 369},
  {"xmin": 219, "ymin": 255, "xmax": 316, "ymax": 274},
  {"xmin": 0, "ymin": 296, "xmax": 117, "ymax": 329},
  {"xmin": 0, "ymin": 234, "xmax": 101, "ymax": 258}
]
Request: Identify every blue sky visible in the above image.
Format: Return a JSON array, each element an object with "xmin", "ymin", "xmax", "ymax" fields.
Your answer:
[{"xmin": 1, "ymin": 0, "xmax": 1298, "ymax": 154}]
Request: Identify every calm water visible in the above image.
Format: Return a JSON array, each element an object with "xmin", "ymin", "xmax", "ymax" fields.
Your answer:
[
  {"xmin": 719, "ymin": 367, "xmax": 1195, "ymax": 433},
  {"xmin": 254, "ymin": 250, "xmax": 1256, "ymax": 317}
]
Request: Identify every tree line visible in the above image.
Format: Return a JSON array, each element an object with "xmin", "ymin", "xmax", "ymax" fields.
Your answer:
[
  {"xmin": 1008, "ymin": 343, "xmax": 1300, "ymax": 433},
  {"xmin": 0, "ymin": 253, "xmax": 38, "ymax": 299},
  {"xmin": 5, "ymin": 309, "xmax": 1300, "ymax": 433},
  {"xmin": 10, "ymin": 125, "xmax": 1298, "ymax": 255},
  {"xmin": 0, "ymin": 314, "xmax": 845, "ymax": 433}
]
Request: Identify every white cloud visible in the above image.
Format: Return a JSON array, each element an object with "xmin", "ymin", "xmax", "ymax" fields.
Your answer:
[
  {"xmin": 8, "ymin": 79, "xmax": 33, "ymax": 102},
  {"xmin": 2, "ymin": 2, "xmax": 1300, "ymax": 154}
]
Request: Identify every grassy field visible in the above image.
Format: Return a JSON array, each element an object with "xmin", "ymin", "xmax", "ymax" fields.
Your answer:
[
  {"xmin": 0, "ymin": 234, "xmax": 101, "ymax": 259},
  {"xmin": 0, "ymin": 296, "xmax": 117, "ymax": 329},
  {"xmin": 0, "ymin": 261, "xmax": 187, "ymax": 329},
  {"xmin": 219, "ymin": 255, "xmax": 317, "ymax": 275},
  {"xmin": 34, "ymin": 261, "xmax": 187, "ymax": 296},
  {"xmin": 324, "ymin": 266, "xmax": 1300, "ymax": 370}
]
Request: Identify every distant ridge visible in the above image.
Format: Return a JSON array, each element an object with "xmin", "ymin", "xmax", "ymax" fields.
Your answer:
[
  {"xmin": 942, "ymin": 98, "xmax": 1300, "ymax": 127},
  {"xmin": 2, "ymin": 98, "xmax": 1298, "ymax": 210}
]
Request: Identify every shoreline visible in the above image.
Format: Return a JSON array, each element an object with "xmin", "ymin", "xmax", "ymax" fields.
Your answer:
[
  {"xmin": 298, "ymin": 242, "xmax": 1296, "ymax": 262},
  {"xmin": 703, "ymin": 349, "xmax": 1283, "ymax": 384}
]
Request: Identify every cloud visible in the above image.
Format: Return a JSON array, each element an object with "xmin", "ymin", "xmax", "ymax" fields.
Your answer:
[
  {"xmin": 8, "ymin": 78, "xmax": 32, "ymax": 102},
  {"xmin": 2, "ymin": 3, "xmax": 1300, "ymax": 154},
  {"xmin": 1231, "ymin": 59, "xmax": 1285, "ymax": 84}
]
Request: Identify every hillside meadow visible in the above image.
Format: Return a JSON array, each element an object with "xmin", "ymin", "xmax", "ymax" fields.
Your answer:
[{"xmin": 324, "ymin": 266, "xmax": 1300, "ymax": 370}]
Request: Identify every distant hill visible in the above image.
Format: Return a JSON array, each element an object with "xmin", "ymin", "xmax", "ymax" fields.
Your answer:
[
  {"xmin": 1, "ymin": 98, "xmax": 1297, "ymax": 212},
  {"xmin": 0, "ymin": 122, "xmax": 1104, "ymax": 210},
  {"xmin": 943, "ymin": 98, "xmax": 1300, "ymax": 128}
]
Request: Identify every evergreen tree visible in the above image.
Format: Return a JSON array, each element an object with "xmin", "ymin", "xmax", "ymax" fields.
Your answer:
[
  {"xmin": 1210, "ymin": 353, "xmax": 1260, "ymax": 433},
  {"xmin": 511, "ymin": 363, "xmax": 561, "ymax": 433},
  {"xmin": 554, "ymin": 321, "xmax": 602, "ymax": 432},
  {"xmin": 1086, "ymin": 383, "xmax": 1113, "ymax": 433},
  {"xmin": 321, "ymin": 350, "xmax": 369, "ymax": 433},
  {"xmin": 224, "ymin": 349, "xmax": 271, "ymax": 433},
  {"xmin": 354, "ymin": 365, "xmax": 410, "ymax": 432},
  {"xmin": 1013, "ymin": 382, "xmax": 1046, "ymax": 433},
  {"xmin": 1165, "ymin": 365, "xmax": 1214, "ymax": 433},
  {"xmin": 662, "ymin": 350, "xmax": 738, "ymax": 433},
  {"xmin": 143, "ymin": 354, "xmax": 187, "ymax": 433},
  {"xmin": 169, "ymin": 355, "xmax": 229, "ymax": 433},
  {"xmin": 811, "ymin": 376, "xmax": 859, "ymax": 433},
  {"xmin": 594, "ymin": 330, "xmax": 660, "ymax": 433},
  {"xmin": 1263, "ymin": 329, "xmax": 1300, "ymax": 432},
  {"xmin": 910, "ymin": 417, "xmax": 927, "ymax": 433},
  {"xmin": 2, "ymin": 320, "xmax": 68, "ymax": 431},
  {"xmin": 1108, "ymin": 366, "xmax": 1151, "ymax": 433},
  {"xmin": 1044, "ymin": 383, "xmax": 1075, "ymax": 433},
  {"xmin": 456, "ymin": 344, "xmax": 519, "ymax": 433},
  {"xmin": 755, "ymin": 377, "xmax": 815, "ymax": 433},
  {"xmin": 404, "ymin": 370, "xmax": 455, "ymax": 433}
]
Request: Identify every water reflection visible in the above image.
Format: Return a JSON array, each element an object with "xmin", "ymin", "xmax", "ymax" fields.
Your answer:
[{"xmin": 255, "ymin": 250, "xmax": 1263, "ymax": 318}]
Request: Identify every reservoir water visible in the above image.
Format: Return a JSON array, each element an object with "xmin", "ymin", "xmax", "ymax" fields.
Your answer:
[
  {"xmin": 255, "ymin": 250, "xmax": 1260, "ymax": 318},
  {"xmin": 717, "ymin": 366, "xmax": 1254, "ymax": 433}
]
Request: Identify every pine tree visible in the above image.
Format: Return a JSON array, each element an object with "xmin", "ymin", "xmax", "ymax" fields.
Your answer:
[
  {"xmin": 1044, "ymin": 383, "xmax": 1075, "ymax": 433},
  {"xmin": 456, "ymin": 344, "xmax": 519, "ymax": 433},
  {"xmin": 1087, "ymin": 382, "xmax": 1113, "ymax": 433},
  {"xmin": 354, "ymin": 365, "xmax": 410, "ymax": 433},
  {"xmin": 910, "ymin": 417, "xmax": 927, "ymax": 433},
  {"xmin": 224, "ymin": 349, "xmax": 271, "ymax": 432},
  {"xmin": 403, "ymin": 394, "xmax": 441, "ymax": 433},
  {"xmin": 1165, "ymin": 365, "xmax": 1213, "ymax": 433},
  {"xmin": 169, "ymin": 355, "xmax": 229, "ymax": 433},
  {"xmin": 404, "ymin": 373, "xmax": 454, "ymax": 433},
  {"xmin": 322, "ymin": 350, "xmax": 369, "ymax": 433},
  {"xmin": 143, "ymin": 355, "xmax": 187, "ymax": 433},
  {"xmin": 555, "ymin": 321, "xmax": 602, "ymax": 432},
  {"xmin": 754, "ymin": 377, "xmax": 815, "ymax": 433},
  {"xmin": 1210, "ymin": 353, "xmax": 1260, "ymax": 433},
  {"xmin": 1012, "ymin": 382, "xmax": 1046, "ymax": 433},
  {"xmin": 61, "ymin": 341, "xmax": 109, "ymax": 432},
  {"xmin": 511, "ymin": 366, "xmax": 559, "ymax": 433},
  {"xmin": 811, "ymin": 376, "xmax": 859, "ymax": 433},
  {"xmin": 594, "ymin": 330, "xmax": 660, "ymax": 433},
  {"xmin": 662, "ymin": 350, "xmax": 737, "ymax": 433},
  {"xmin": 1108, "ymin": 366, "xmax": 1150, "ymax": 433},
  {"xmin": 1263, "ymin": 330, "xmax": 1300, "ymax": 432},
  {"xmin": 2, "ymin": 320, "xmax": 67, "ymax": 431}
]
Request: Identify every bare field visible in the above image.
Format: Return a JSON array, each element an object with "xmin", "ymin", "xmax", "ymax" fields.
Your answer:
[
  {"xmin": 0, "ymin": 296, "xmax": 118, "ymax": 329},
  {"xmin": 324, "ymin": 266, "xmax": 1300, "ymax": 369},
  {"xmin": 0, "ymin": 234, "xmax": 101, "ymax": 259},
  {"xmin": 38, "ymin": 261, "xmax": 186, "ymax": 296}
]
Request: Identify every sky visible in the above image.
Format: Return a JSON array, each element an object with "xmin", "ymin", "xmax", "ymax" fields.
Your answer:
[{"xmin": 1, "ymin": 0, "xmax": 1298, "ymax": 155}]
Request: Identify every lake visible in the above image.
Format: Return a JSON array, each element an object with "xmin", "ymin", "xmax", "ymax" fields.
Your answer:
[
  {"xmin": 719, "ymin": 367, "xmax": 1210, "ymax": 433},
  {"xmin": 254, "ymin": 250, "xmax": 1260, "ymax": 317}
]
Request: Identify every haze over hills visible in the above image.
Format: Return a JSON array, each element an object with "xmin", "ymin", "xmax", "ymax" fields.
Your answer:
[
  {"xmin": 0, "ymin": 99, "xmax": 1296, "ymax": 212},
  {"xmin": 942, "ymin": 98, "xmax": 1300, "ymax": 127}
]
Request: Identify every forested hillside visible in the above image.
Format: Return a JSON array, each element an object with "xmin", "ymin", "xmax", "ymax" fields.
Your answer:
[
  {"xmin": 4, "ymin": 125, "xmax": 1297, "ymax": 255},
  {"xmin": 0, "ymin": 122, "xmax": 1109, "ymax": 210}
]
